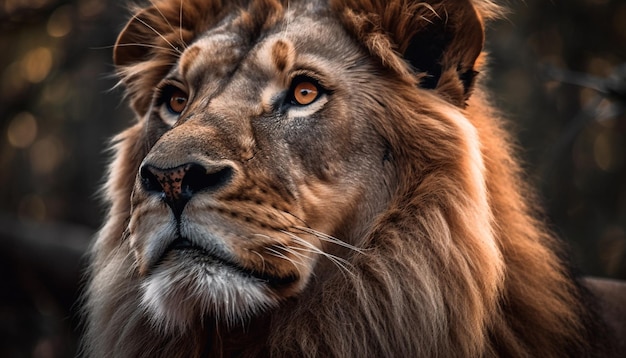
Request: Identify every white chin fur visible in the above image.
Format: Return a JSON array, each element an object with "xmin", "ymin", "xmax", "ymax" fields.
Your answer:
[{"xmin": 140, "ymin": 257, "xmax": 277, "ymax": 332}]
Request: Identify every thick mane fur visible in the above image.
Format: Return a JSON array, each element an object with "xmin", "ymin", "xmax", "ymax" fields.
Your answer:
[{"xmin": 82, "ymin": 0, "xmax": 613, "ymax": 357}]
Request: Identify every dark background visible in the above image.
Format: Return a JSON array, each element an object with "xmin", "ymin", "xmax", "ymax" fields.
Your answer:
[{"xmin": 1, "ymin": 0, "xmax": 625, "ymax": 357}]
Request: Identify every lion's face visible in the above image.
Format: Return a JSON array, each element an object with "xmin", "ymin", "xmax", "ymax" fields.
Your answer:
[{"xmin": 126, "ymin": 5, "xmax": 393, "ymax": 329}]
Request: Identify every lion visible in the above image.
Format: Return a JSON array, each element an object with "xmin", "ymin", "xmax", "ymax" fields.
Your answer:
[{"xmin": 81, "ymin": 0, "xmax": 624, "ymax": 357}]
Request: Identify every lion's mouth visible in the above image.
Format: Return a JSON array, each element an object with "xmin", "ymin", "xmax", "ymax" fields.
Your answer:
[{"xmin": 160, "ymin": 237, "xmax": 298, "ymax": 288}]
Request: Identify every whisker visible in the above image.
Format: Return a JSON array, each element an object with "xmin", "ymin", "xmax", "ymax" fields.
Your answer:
[
  {"xmin": 108, "ymin": 43, "xmax": 181, "ymax": 55},
  {"xmin": 131, "ymin": 14, "xmax": 182, "ymax": 55},
  {"xmin": 290, "ymin": 244, "xmax": 356, "ymax": 280},
  {"xmin": 274, "ymin": 211, "xmax": 364, "ymax": 255},
  {"xmin": 264, "ymin": 246, "xmax": 305, "ymax": 277},
  {"xmin": 273, "ymin": 244, "xmax": 311, "ymax": 262},
  {"xmin": 292, "ymin": 226, "xmax": 366, "ymax": 254},
  {"xmin": 248, "ymin": 247, "xmax": 267, "ymax": 273},
  {"xmin": 148, "ymin": 0, "xmax": 178, "ymax": 42},
  {"xmin": 179, "ymin": 0, "xmax": 188, "ymax": 49},
  {"xmin": 279, "ymin": 210, "xmax": 308, "ymax": 227},
  {"xmin": 281, "ymin": 231, "xmax": 356, "ymax": 279}
]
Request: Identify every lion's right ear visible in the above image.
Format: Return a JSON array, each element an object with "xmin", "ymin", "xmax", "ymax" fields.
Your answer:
[{"xmin": 333, "ymin": 0, "xmax": 502, "ymax": 107}]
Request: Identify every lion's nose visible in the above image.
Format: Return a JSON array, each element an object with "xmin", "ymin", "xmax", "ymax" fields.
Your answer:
[{"xmin": 139, "ymin": 162, "xmax": 233, "ymax": 216}]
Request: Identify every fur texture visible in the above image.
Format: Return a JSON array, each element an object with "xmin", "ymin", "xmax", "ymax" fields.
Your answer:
[{"xmin": 82, "ymin": 0, "xmax": 614, "ymax": 357}]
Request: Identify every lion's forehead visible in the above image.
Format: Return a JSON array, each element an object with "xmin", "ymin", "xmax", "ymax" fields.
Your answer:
[
  {"xmin": 179, "ymin": 32, "xmax": 245, "ymax": 80},
  {"xmin": 177, "ymin": 10, "xmax": 353, "ymax": 94}
]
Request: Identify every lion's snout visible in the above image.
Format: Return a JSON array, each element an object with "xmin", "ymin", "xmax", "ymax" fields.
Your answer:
[{"xmin": 139, "ymin": 161, "xmax": 234, "ymax": 217}]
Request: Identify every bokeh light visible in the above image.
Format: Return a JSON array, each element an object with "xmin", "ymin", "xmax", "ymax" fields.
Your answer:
[
  {"xmin": 47, "ymin": 6, "xmax": 73, "ymax": 38},
  {"xmin": 593, "ymin": 130, "xmax": 623, "ymax": 172},
  {"xmin": 30, "ymin": 136, "xmax": 65, "ymax": 174},
  {"xmin": 20, "ymin": 47, "xmax": 53, "ymax": 84},
  {"xmin": 7, "ymin": 112, "xmax": 38, "ymax": 148}
]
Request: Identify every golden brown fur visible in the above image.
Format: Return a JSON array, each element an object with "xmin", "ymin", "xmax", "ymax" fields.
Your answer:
[{"xmin": 82, "ymin": 0, "xmax": 617, "ymax": 357}]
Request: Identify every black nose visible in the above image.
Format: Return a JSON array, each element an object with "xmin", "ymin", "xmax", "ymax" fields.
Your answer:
[{"xmin": 140, "ymin": 162, "xmax": 233, "ymax": 216}]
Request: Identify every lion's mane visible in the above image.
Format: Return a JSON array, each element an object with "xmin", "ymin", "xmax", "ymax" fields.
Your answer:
[{"xmin": 81, "ymin": 0, "xmax": 610, "ymax": 357}]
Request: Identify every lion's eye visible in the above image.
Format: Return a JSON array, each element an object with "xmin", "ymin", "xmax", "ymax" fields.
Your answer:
[
  {"xmin": 289, "ymin": 77, "xmax": 322, "ymax": 106},
  {"xmin": 167, "ymin": 88, "xmax": 188, "ymax": 115},
  {"xmin": 293, "ymin": 82, "xmax": 319, "ymax": 105}
]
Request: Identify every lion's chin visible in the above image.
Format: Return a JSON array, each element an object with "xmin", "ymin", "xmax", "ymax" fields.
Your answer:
[{"xmin": 140, "ymin": 249, "xmax": 279, "ymax": 332}]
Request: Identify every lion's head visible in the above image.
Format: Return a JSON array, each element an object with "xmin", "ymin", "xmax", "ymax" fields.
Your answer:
[{"xmin": 82, "ymin": 0, "xmax": 605, "ymax": 357}]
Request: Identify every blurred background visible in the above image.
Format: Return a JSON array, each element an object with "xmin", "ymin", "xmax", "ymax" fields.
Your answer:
[{"xmin": 0, "ymin": 0, "xmax": 624, "ymax": 356}]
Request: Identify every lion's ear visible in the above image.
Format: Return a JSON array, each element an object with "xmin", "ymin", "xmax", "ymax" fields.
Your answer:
[
  {"xmin": 113, "ymin": 5, "xmax": 183, "ymax": 115},
  {"xmin": 112, "ymin": 1, "xmax": 216, "ymax": 116},
  {"xmin": 113, "ymin": 7, "xmax": 157, "ymax": 68},
  {"xmin": 403, "ymin": 1, "xmax": 484, "ymax": 100},
  {"xmin": 334, "ymin": 0, "xmax": 496, "ymax": 106}
]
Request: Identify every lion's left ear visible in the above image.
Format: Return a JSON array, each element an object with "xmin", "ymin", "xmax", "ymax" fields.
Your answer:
[{"xmin": 334, "ymin": 0, "xmax": 495, "ymax": 107}]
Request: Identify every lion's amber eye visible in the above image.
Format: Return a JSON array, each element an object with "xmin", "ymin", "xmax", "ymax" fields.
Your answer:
[
  {"xmin": 292, "ymin": 81, "xmax": 319, "ymax": 106},
  {"xmin": 167, "ymin": 89, "xmax": 188, "ymax": 115}
]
